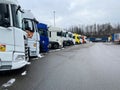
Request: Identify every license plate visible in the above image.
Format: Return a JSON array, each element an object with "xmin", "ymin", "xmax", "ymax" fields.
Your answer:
[{"xmin": 0, "ymin": 45, "xmax": 6, "ymax": 52}]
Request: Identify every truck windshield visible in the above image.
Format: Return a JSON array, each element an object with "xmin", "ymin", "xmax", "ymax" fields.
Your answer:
[
  {"xmin": 57, "ymin": 32, "xmax": 62, "ymax": 37},
  {"xmin": 69, "ymin": 34, "xmax": 72, "ymax": 38},
  {"xmin": 0, "ymin": 4, "xmax": 10, "ymax": 27},
  {"xmin": 77, "ymin": 36, "xmax": 80, "ymax": 39},
  {"xmin": 38, "ymin": 29, "xmax": 48, "ymax": 37},
  {"xmin": 62, "ymin": 32, "xmax": 66, "ymax": 37}
]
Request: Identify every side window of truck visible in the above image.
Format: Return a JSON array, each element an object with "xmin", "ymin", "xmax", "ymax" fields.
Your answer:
[
  {"xmin": 11, "ymin": 4, "xmax": 20, "ymax": 28},
  {"xmin": 0, "ymin": 4, "xmax": 10, "ymax": 27},
  {"xmin": 23, "ymin": 19, "xmax": 34, "ymax": 32},
  {"xmin": 57, "ymin": 32, "xmax": 62, "ymax": 36},
  {"xmin": 22, "ymin": 19, "xmax": 35, "ymax": 38}
]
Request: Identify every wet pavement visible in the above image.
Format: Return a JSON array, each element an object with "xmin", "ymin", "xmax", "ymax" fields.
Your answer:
[{"xmin": 0, "ymin": 43, "xmax": 120, "ymax": 90}]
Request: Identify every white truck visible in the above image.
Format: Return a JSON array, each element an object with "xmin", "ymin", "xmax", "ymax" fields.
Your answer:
[
  {"xmin": 62, "ymin": 30, "xmax": 68, "ymax": 46},
  {"xmin": 0, "ymin": 0, "xmax": 29, "ymax": 71},
  {"xmin": 22, "ymin": 10, "xmax": 40, "ymax": 57},
  {"xmin": 79, "ymin": 35, "xmax": 83, "ymax": 44},
  {"xmin": 48, "ymin": 26, "xmax": 63, "ymax": 49},
  {"xmin": 66, "ymin": 32, "xmax": 74, "ymax": 45},
  {"xmin": 62, "ymin": 30, "xmax": 73, "ymax": 46}
]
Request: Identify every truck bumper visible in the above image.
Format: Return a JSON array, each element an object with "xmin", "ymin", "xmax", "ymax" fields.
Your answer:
[{"xmin": 0, "ymin": 52, "xmax": 27, "ymax": 71}]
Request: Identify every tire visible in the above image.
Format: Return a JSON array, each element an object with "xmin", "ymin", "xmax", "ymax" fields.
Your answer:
[
  {"xmin": 53, "ymin": 43, "xmax": 59, "ymax": 49},
  {"xmin": 66, "ymin": 42, "xmax": 70, "ymax": 46}
]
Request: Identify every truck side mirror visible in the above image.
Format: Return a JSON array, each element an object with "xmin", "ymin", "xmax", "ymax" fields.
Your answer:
[{"xmin": 16, "ymin": 6, "xmax": 24, "ymax": 14}]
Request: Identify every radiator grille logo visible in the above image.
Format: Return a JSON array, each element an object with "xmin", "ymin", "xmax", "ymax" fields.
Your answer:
[{"xmin": 0, "ymin": 44, "xmax": 6, "ymax": 52}]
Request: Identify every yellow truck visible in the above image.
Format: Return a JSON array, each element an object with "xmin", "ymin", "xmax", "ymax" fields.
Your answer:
[{"xmin": 73, "ymin": 33, "xmax": 80, "ymax": 44}]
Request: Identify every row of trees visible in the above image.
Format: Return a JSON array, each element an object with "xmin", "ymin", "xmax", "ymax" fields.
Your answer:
[{"xmin": 68, "ymin": 23, "xmax": 120, "ymax": 38}]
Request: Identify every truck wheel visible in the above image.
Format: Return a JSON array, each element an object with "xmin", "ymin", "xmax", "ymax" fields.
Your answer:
[
  {"xmin": 67, "ymin": 42, "xmax": 70, "ymax": 46},
  {"xmin": 53, "ymin": 43, "xmax": 59, "ymax": 49}
]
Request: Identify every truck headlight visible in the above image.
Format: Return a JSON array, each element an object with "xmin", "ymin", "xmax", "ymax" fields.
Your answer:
[
  {"xmin": 33, "ymin": 43, "xmax": 37, "ymax": 47},
  {"xmin": 15, "ymin": 55, "xmax": 25, "ymax": 61}
]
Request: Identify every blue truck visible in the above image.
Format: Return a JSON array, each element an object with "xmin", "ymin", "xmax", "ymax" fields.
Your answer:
[
  {"xmin": 37, "ymin": 23, "xmax": 49, "ymax": 52},
  {"xmin": 89, "ymin": 37, "xmax": 108, "ymax": 42},
  {"xmin": 112, "ymin": 33, "xmax": 120, "ymax": 44}
]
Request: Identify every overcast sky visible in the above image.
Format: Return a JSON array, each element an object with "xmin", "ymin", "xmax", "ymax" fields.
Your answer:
[{"xmin": 18, "ymin": 0, "xmax": 120, "ymax": 28}]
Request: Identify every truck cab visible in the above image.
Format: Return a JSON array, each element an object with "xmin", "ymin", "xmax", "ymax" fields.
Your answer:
[
  {"xmin": 112, "ymin": 33, "xmax": 120, "ymax": 44},
  {"xmin": 48, "ymin": 27, "xmax": 63, "ymax": 49},
  {"xmin": 66, "ymin": 32, "xmax": 74, "ymax": 45},
  {"xmin": 37, "ymin": 23, "xmax": 49, "ymax": 53},
  {"xmin": 82, "ymin": 35, "xmax": 87, "ymax": 43},
  {"xmin": 73, "ymin": 33, "xmax": 80, "ymax": 44},
  {"xmin": 0, "ymin": 0, "xmax": 29, "ymax": 71},
  {"xmin": 62, "ymin": 30, "xmax": 68, "ymax": 46},
  {"xmin": 79, "ymin": 35, "xmax": 83, "ymax": 44},
  {"xmin": 22, "ymin": 10, "xmax": 40, "ymax": 57}
]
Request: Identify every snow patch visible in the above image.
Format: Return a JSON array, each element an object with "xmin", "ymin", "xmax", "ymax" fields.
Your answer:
[
  {"xmin": 61, "ymin": 48, "xmax": 65, "ymax": 50},
  {"xmin": 48, "ymin": 50, "xmax": 53, "ymax": 53},
  {"xmin": 31, "ymin": 58, "xmax": 39, "ymax": 60},
  {"xmin": 55, "ymin": 49, "xmax": 61, "ymax": 51},
  {"xmin": 49, "ymin": 48, "xmax": 64, "ymax": 53},
  {"xmin": 21, "ymin": 71, "xmax": 27, "ymax": 76},
  {"xmin": 38, "ymin": 54, "xmax": 44, "ymax": 58},
  {"xmin": 27, "ymin": 62, "xmax": 31, "ymax": 65},
  {"xmin": 2, "ymin": 78, "xmax": 16, "ymax": 88},
  {"xmin": 31, "ymin": 54, "xmax": 44, "ymax": 60}
]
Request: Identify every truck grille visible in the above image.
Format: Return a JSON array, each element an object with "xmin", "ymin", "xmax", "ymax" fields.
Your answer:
[{"xmin": 0, "ymin": 61, "xmax": 12, "ymax": 70}]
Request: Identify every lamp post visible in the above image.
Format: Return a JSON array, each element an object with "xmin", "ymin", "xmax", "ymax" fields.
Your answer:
[{"xmin": 53, "ymin": 11, "xmax": 56, "ymax": 27}]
